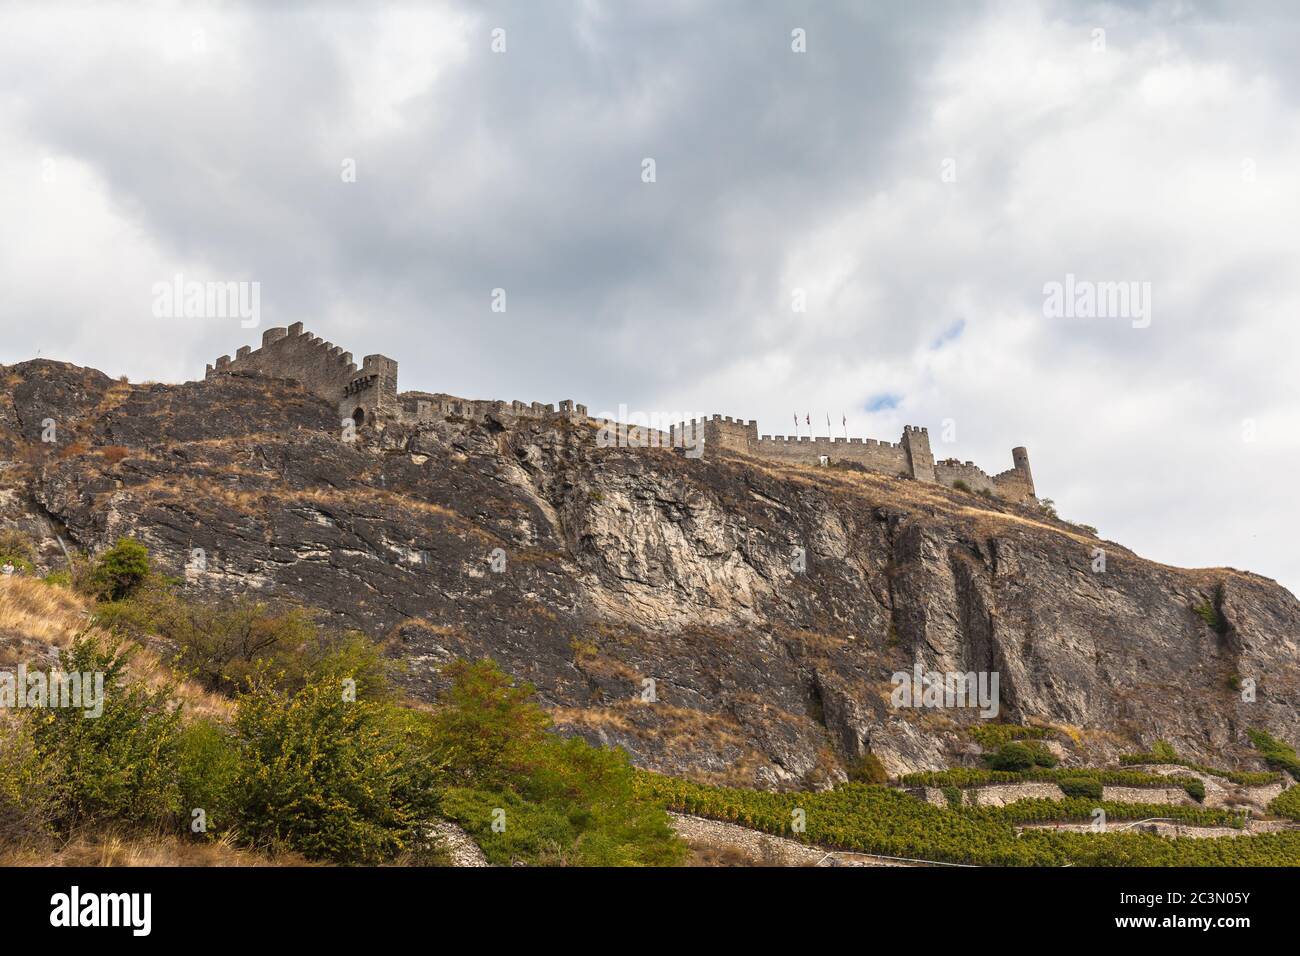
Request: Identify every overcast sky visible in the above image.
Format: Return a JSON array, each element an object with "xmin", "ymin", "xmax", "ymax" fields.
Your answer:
[{"xmin": 2, "ymin": 1, "xmax": 1298, "ymax": 595}]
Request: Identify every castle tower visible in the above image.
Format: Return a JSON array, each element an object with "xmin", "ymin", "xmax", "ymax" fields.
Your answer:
[
  {"xmin": 701, "ymin": 416, "xmax": 758, "ymax": 456},
  {"xmin": 1012, "ymin": 446, "xmax": 1035, "ymax": 497},
  {"xmin": 343, "ymin": 354, "xmax": 399, "ymax": 427},
  {"xmin": 901, "ymin": 426, "xmax": 936, "ymax": 482}
]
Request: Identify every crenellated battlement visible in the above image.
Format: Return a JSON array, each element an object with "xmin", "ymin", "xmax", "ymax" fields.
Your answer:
[
  {"xmin": 204, "ymin": 326, "xmax": 1036, "ymax": 501},
  {"xmin": 670, "ymin": 413, "xmax": 1032, "ymax": 501},
  {"xmin": 206, "ymin": 322, "xmax": 395, "ymax": 426}
]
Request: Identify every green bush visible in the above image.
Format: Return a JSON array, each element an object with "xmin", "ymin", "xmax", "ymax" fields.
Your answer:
[
  {"xmin": 0, "ymin": 719, "xmax": 55, "ymax": 842},
  {"xmin": 1150, "ymin": 739, "xmax": 1178, "ymax": 761},
  {"xmin": 1025, "ymin": 742, "xmax": 1059, "ymax": 768},
  {"xmin": 88, "ymin": 538, "xmax": 151, "ymax": 602},
  {"xmin": 176, "ymin": 717, "xmax": 240, "ymax": 837},
  {"xmin": 230, "ymin": 671, "xmax": 441, "ymax": 864},
  {"xmin": 846, "ymin": 751, "xmax": 890, "ymax": 784},
  {"xmin": 1182, "ymin": 777, "xmax": 1206, "ymax": 802},
  {"xmin": 24, "ymin": 635, "xmax": 183, "ymax": 830},
  {"xmin": 1192, "ymin": 586, "xmax": 1229, "ymax": 635},
  {"xmin": 985, "ymin": 742, "xmax": 1048, "ymax": 771},
  {"xmin": 1057, "ymin": 777, "xmax": 1103, "ymax": 801},
  {"xmin": 969, "ymin": 724, "xmax": 1048, "ymax": 749}
]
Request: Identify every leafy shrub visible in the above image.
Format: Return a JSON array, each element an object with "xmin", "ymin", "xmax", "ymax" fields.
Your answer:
[
  {"xmin": 969, "ymin": 724, "xmax": 1048, "ymax": 749},
  {"xmin": 88, "ymin": 538, "xmax": 151, "ymax": 602},
  {"xmin": 951, "ymin": 479, "xmax": 971, "ymax": 493},
  {"xmin": 986, "ymin": 742, "xmax": 1036, "ymax": 771},
  {"xmin": 846, "ymin": 751, "xmax": 890, "ymax": 784},
  {"xmin": 1025, "ymin": 742, "xmax": 1058, "ymax": 768},
  {"xmin": 230, "ymin": 672, "xmax": 441, "ymax": 864},
  {"xmin": 24, "ymin": 636, "xmax": 183, "ymax": 830},
  {"xmin": 1192, "ymin": 586, "xmax": 1229, "ymax": 635},
  {"xmin": 42, "ymin": 570, "xmax": 72, "ymax": 588},
  {"xmin": 1057, "ymin": 777, "xmax": 1103, "ymax": 801},
  {"xmin": 985, "ymin": 741, "xmax": 1056, "ymax": 771},
  {"xmin": 0, "ymin": 719, "xmax": 55, "ymax": 842},
  {"xmin": 1181, "ymin": 777, "xmax": 1206, "ymax": 802},
  {"xmin": 1150, "ymin": 739, "xmax": 1178, "ymax": 761},
  {"xmin": 176, "ymin": 717, "xmax": 240, "ymax": 837}
]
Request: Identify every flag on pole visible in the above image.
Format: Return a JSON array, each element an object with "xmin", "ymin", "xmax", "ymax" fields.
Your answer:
[
  {"xmin": 793, "ymin": 412, "xmax": 799, "ymax": 438},
  {"xmin": 826, "ymin": 413, "xmax": 831, "ymax": 437}
]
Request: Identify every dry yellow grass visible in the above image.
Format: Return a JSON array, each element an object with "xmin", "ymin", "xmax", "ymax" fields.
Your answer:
[
  {"xmin": 0, "ymin": 577, "xmax": 231, "ymax": 720},
  {"xmin": 0, "ymin": 827, "xmax": 312, "ymax": 867}
]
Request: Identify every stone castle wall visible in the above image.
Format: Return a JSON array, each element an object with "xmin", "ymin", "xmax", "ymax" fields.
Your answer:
[
  {"xmin": 667, "ymin": 415, "xmax": 1032, "ymax": 500},
  {"xmin": 205, "ymin": 326, "xmax": 1036, "ymax": 501},
  {"xmin": 205, "ymin": 322, "xmax": 398, "ymax": 425},
  {"xmin": 398, "ymin": 392, "xmax": 588, "ymax": 425}
]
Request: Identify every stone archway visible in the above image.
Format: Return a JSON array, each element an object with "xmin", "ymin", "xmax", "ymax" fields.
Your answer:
[{"xmin": 352, "ymin": 407, "xmax": 365, "ymax": 427}]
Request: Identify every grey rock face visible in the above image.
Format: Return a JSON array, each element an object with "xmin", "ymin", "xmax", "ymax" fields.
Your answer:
[{"xmin": 2, "ymin": 360, "xmax": 1296, "ymax": 787}]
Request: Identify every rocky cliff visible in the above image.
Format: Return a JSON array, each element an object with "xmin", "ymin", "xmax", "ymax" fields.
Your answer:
[{"xmin": 2, "ymin": 358, "xmax": 1297, "ymax": 787}]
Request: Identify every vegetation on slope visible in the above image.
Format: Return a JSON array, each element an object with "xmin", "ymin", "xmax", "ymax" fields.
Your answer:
[
  {"xmin": 1248, "ymin": 729, "xmax": 1300, "ymax": 781},
  {"xmin": 0, "ymin": 536, "xmax": 684, "ymax": 866},
  {"xmin": 1118, "ymin": 739, "xmax": 1282, "ymax": 785}
]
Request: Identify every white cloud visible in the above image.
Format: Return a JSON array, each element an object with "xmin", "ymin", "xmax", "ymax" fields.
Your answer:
[{"xmin": 0, "ymin": 1, "xmax": 1296, "ymax": 593}]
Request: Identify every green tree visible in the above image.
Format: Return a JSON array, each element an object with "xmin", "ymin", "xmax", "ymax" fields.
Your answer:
[
  {"xmin": 89, "ymin": 538, "xmax": 151, "ymax": 601},
  {"xmin": 430, "ymin": 659, "xmax": 685, "ymax": 866},
  {"xmin": 428, "ymin": 659, "xmax": 552, "ymax": 789}
]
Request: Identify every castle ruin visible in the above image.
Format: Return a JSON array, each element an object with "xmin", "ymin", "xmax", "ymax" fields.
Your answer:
[{"xmin": 205, "ymin": 325, "xmax": 1036, "ymax": 503}]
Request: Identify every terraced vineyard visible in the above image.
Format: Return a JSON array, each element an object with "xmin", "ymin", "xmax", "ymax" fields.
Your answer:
[
  {"xmin": 896, "ymin": 766, "xmax": 1271, "ymax": 799},
  {"xmin": 637, "ymin": 774, "xmax": 1300, "ymax": 866}
]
